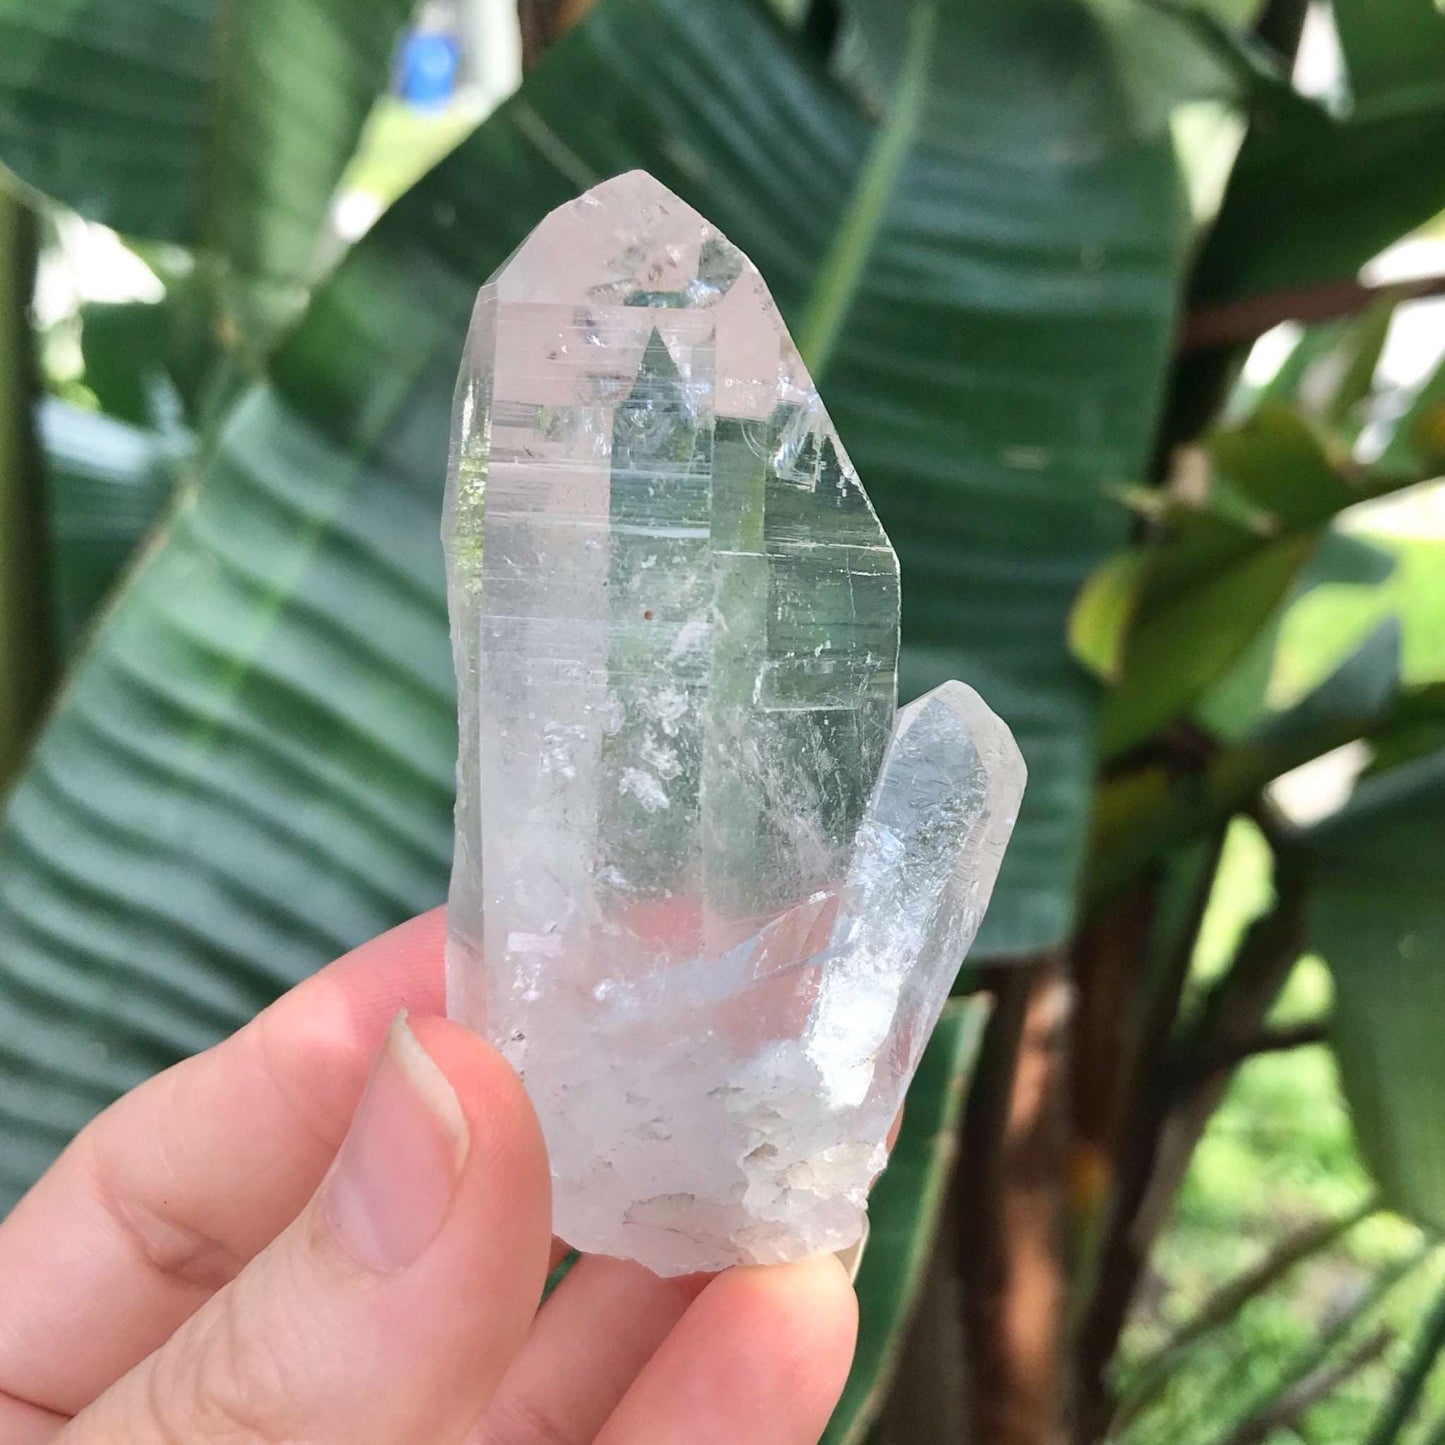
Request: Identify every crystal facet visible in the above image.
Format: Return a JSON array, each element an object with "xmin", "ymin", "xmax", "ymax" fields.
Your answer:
[{"xmin": 443, "ymin": 171, "xmax": 1025, "ymax": 1275}]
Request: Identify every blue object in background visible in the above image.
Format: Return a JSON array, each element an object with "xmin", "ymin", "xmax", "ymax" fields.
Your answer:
[{"xmin": 396, "ymin": 28, "xmax": 461, "ymax": 109}]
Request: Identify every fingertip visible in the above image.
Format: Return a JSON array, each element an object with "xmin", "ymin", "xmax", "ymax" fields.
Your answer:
[
  {"xmin": 721, "ymin": 1254, "xmax": 859, "ymax": 1406},
  {"xmin": 599, "ymin": 1252, "xmax": 858, "ymax": 1445},
  {"xmin": 406, "ymin": 1015, "xmax": 550, "ymax": 1195},
  {"xmin": 322, "ymin": 907, "xmax": 449, "ymax": 1016}
]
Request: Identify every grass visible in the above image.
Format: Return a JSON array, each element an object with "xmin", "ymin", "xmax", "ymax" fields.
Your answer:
[
  {"xmin": 1123, "ymin": 824, "xmax": 1444, "ymax": 1445},
  {"xmin": 1122, "ymin": 514, "xmax": 1445, "ymax": 1445}
]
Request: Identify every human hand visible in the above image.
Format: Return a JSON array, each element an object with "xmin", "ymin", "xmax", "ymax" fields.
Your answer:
[{"xmin": 0, "ymin": 911, "xmax": 858, "ymax": 1443}]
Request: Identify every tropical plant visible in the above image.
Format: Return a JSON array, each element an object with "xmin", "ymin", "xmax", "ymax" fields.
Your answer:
[{"xmin": 2, "ymin": 0, "xmax": 1445, "ymax": 1439}]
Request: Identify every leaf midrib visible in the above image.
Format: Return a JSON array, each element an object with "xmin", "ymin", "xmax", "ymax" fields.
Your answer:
[{"xmin": 796, "ymin": 0, "xmax": 937, "ymax": 377}]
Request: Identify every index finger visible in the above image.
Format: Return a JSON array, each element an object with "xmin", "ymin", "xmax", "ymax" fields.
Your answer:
[{"xmin": 0, "ymin": 908, "xmax": 449, "ymax": 1419}]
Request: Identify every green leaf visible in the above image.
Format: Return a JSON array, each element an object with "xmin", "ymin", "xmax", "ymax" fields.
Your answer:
[
  {"xmin": 79, "ymin": 265, "xmax": 223, "ymax": 431},
  {"xmin": 1195, "ymin": 0, "xmax": 1445, "ymax": 305},
  {"xmin": 1089, "ymin": 619, "xmax": 1408, "ymax": 903},
  {"xmin": 1306, "ymin": 749, "xmax": 1445, "ymax": 1231},
  {"xmin": 1322, "ymin": 296, "xmax": 1397, "ymax": 434},
  {"xmin": 208, "ymin": 0, "xmax": 417, "ymax": 346},
  {"xmin": 1366, "ymin": 681, "xmax": 1445, "ymax": 774},
  {"xmin": 842, "ymin": 0, "xmax": 1264, "ymax": 136},
  {"xmin": 1191, "ymin": 523, "xmax": 1400, "ymax": 745},
  {"xmin": 1334, "ymin": 0, "xmax": 1445, "ymax": 115},
  {"xmin": 1379, "ymin": 352, "xmax": 1445, "ymax": 475},
  {"xmin": 0, "ymin": 0, "xmax": 213, "ymax": 241},
  {"xmin": 0, "ymin": 0, "xmax": 1187, "ymax": 1201},
  {"xmin": 818, "ymin": 0, "xmax": 1186, "ymax": 951},
  {"xmin": 78, "ymin": 301, "xmax": 176, "ymax": 430},
  {"xmin": 1099, "ymin": 406, "xmax": 1387, "ymax": 757},
  {"xmin": 823, "ymin": 997, "xmax": 990, "ymax": 1445},
  {"xmin": 1100, "ymin": 530, "xmax": 1317, "ymax": 757},
  {"xmin": 1192, "ymin": 83, "xmax": 1445, "ymax": 305},
  {"xmin": 1248, "ymin": 616, "xmax": 1401, "ymax": 751},
  {"xmin": 45, "ymin": 280, "xmax": 221, "ymax": 648},
  {"xmin": 0, "ymin": 0, "xmax": 413, "ymax": 352},
  {"xmin": 1303, "ymin": 530, "xmax": 1400, "ymax": 591},
  {"xmin": 1087, "ymin": 0, "xmax": 1275, "ymax": 134},
  {"xmin": 37, "ymin": 398, "xmax": 186, "ymax": 655},
  {"xmin": 1240, "ymin": 297, "xmax": 1400, "ymax": 438},
  {"xmin": 1070, "ymin": 550, "xmax": 1149, "ymax": 684},
  {"xmin": 1210, "ymin": 404, "xmax": 1358, "ymax": 525}
]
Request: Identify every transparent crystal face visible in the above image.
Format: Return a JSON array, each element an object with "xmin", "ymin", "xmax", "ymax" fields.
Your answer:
[{"xmin": 443, "ymin": 172, "xmax": 1024, "ymax": 1274}]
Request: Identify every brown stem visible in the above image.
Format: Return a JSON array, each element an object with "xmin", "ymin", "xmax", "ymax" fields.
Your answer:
[
  {"xmin": 1071, "ymin": 869, "xmax": 1308, "ymax": 1443},
  {"xmin": 516, "ymin": 0, "xmax": 596, "ymax": 71},
  {"xmin": 960, "ymin": 956, "xmax": 1071, "ymax": 1445},
  {"xmin": 1067, "ymin": 835, "xmax": 1224, "ymax": 1435},
  {"xmin": 1171, "ymin": 1015, "xmax": 1332, "ymax": 1091},
  {"xmin": 1181, "ymin": 272, "xmax": 1445, "ymax": 354}
]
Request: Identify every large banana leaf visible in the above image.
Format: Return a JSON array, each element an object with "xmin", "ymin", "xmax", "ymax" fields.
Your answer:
[
  {"xmin": 37, "ymin": 397, "xmax": 188, "ymax": 656},
  {"xmin": 792, "ymin": 0, "xmax": 1186, "ymax": 949},
  {"xmin": 0, "ymin": 0, "xmax": 1185, "ymax": 1204},
  {"xmin": 0, "ymin": 0, "xmax": 413, "ymax": 350}
]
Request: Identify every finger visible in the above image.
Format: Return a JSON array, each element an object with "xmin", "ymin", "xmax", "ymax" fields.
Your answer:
[
  {"xmin": 0, "ymin": 1390, "xmax": 64, "ymax": 1445},
  {"xmin": 62, "ymin": 1016, "xmax": 552, "ymax": 1445},
  {"xmin": 0, "ymin": 909, "xmax": 447, "ymax": 1415},
  {"xmin": 473, "ymin": 1256, "xmax": 707, "ymax": 1445},
  {"xmin": 595, "ymin": 1255, "xmax": 857, "ymax": 1445}
]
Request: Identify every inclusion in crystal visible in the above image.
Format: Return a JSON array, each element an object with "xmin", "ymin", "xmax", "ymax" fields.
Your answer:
[{"xmin": 443, "ymin": 171, "xmax": 1025, "ymax": 1275}]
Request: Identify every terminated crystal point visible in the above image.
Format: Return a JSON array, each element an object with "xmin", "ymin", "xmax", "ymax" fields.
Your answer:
[{"xmin": 443, "ymin": 171, "xmax": 1025, "ymax": 1275}]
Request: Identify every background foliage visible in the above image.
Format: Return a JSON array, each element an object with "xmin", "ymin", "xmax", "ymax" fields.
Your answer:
[{"xmin": 2, "ymin": 0, "xmax": 1445, "ymax": 1440}]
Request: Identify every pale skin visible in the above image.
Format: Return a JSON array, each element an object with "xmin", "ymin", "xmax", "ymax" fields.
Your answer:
[{"xmin": 0, "ymin": 909, "xmax": 858, "ymax": 1444}]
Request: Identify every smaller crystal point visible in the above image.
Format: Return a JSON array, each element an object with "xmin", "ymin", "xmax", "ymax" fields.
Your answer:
[{"xmin": 442, "ymin": 171, "xmax": 1026, "ymax": 1274}]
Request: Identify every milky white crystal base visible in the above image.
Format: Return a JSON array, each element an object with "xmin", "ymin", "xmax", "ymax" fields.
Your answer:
[{"xmin": 443, "ymin": 171, "xmax": 1025, "ymax": 1275}]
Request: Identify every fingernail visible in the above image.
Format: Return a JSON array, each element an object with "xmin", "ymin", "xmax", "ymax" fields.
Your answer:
[
  {"xmin": 835, "ymin": 1214, "xmax": 870, "ymax": 1284},
  {"xmin": 323, "ymin": 1013, "xmax": 469, "ymax": 1270}
]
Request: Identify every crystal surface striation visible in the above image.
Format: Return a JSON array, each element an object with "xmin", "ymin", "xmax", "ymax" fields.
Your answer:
[{"xmin": 444, "ymin": 171, "xmax": 1025, "ymax": 1274}]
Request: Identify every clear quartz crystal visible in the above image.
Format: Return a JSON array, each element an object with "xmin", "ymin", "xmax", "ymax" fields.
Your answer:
[{"xmin": 443, "ymin": 171, "xmax": 1025, "ymax": 1275}]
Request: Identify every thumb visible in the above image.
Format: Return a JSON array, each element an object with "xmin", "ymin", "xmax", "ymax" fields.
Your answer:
[{"xmin": 62, "ymin": 1016, "xmax": 552, "ymax": 1445}]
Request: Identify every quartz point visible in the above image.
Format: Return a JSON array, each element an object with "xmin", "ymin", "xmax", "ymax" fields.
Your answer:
[{"xmin": 443, "ymin": 171, "xmax": 1026, "ymax": 1275}]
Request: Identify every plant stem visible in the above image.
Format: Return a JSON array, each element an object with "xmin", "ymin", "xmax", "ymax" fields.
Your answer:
[
  {"xmin": 959, "ymin": 956, "xmax": 1070, "ymax": 1445},
  {"xmin": 0, "ymin": 183, "xmax": 49, "ymax": 792},
  {"xmin": 1173, "ymin": 1015, "xmax": 1333, "ymax": 1090},
  {"xmin": 1364, "ymin": 1277, "xmax": 1445, "ymax": 1445},
  {"xmin": 1072, "ymin": 864, "xmax": 1308, "ymax": 1443},
  {"xmin": 516, "ymin": 0, "xmax": 596, "ymax": 70},
  {"xmin": 1212, "ymin": 1242, "xmax": 1436, "ymax": 1445},
  {"xmin": 1114, "ymin": 1197, "xmax": 1378, "ymax": 1428},
  {"xmin": 1182, "ymin": 272, "xmax": 1445, "ymax": 353},
  {"xmin": 1221, "ymin": 1327, "xmax": 1395, "ymax": 1445}
]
